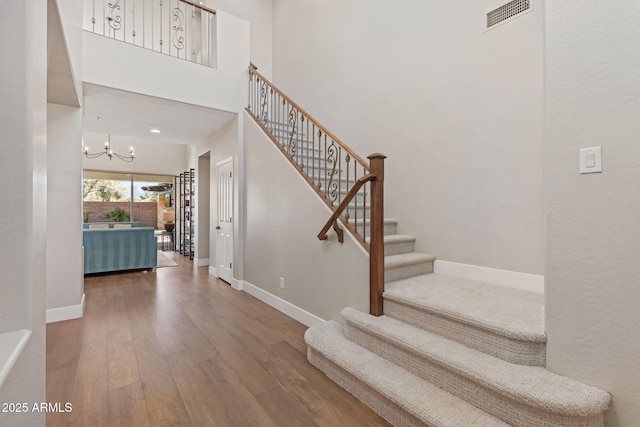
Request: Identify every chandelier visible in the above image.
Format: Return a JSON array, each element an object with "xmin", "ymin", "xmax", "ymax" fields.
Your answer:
[{"xmin": 82, "ymin": 135, "xmax": 135, "ymax": 162}]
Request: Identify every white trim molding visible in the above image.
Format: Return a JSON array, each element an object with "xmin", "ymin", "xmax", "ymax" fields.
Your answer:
[
  {"xmin": 46, "ymin": 293, "xmax": 86, "ymax": 323},
  {"xmin": 231, "ymin": 278, "xmax": 242, "ymax": 291},
  {"xmin": 434, "ymin": 260, "xmax": 544, "ymax": 294},
  {"xmin": 209, "ymin": 266, "xmax": 218, "ymax": 277},
  {"xmin": 0, "ymin": 329, "xmax": 31, "ymax": 388},
  {"xmin": 195, "ymin": 258, "xmax": 210, "ymax": 267},
  {"xmin": 240, "ymin": 280, "xmax": 325, "ymax": 327}
]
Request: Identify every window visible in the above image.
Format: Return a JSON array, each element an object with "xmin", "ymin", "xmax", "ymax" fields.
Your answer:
[{"xmin": 83, "ymin": 170, "xmax": 174, "ymax": 228}]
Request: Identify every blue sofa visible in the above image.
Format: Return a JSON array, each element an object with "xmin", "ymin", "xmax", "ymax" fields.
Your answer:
[{"xmin": 83, "ymin": 227, "xmax": 157, "ymax": 274}]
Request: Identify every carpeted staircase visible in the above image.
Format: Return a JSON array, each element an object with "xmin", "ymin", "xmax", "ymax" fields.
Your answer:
[
  {"xmin": 252, "ymin": 101, "xmax": 611, "ymax": 427},
  {"xmin": 304, "ymin": 221, "xmax": 611, "ymax": 426}
]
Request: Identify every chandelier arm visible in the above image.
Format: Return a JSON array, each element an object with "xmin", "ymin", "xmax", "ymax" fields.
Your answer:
[
  {"xmin": 84, "ymin": 151, "xmax": 107, "ymax": 159},
  {"xmin": 112, "ymin": 152, "xmax": 135, "ymax": 162}
]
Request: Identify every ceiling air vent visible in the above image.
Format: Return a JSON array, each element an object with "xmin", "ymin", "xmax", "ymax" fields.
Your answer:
[{"xmin": 486, "ymin": 0, "xmax": 531, "ymax": 29}]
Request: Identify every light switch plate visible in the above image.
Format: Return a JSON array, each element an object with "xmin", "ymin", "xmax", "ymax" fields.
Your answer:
[{"xmin": 579, "ymin": 147, "xmax": 602, "ymax": 174}]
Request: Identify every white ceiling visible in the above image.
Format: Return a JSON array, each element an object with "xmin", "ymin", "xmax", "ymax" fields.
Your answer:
[{"xmin": 83, "ymin": 83, "xmax": 237, "ymax": 145}]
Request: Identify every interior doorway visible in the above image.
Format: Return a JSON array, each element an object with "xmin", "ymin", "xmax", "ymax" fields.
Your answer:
[
  {"xmin": 216, "ymin": 158, "xmax": 233, "ymax": 284},
  {"xmin": 196, "ymin": 152, "xmax": 211, "ymax": 266}
]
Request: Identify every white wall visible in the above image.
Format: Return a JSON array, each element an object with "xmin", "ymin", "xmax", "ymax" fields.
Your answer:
[
  {"xmin": 55, "ymin": 0, "xmax": 83, "ymax": 102},
  {"xmin": 272, "ymin": 0, "xmax": 545, "ymax": 275},
  {"xmin": 82, "ymin": 132, "xmax": 190, "ymax": 175},
  {"xmin": 82, "ymin": 10, "xmax": 250, "ymax": 114},
  {"xmin": 545, "ymin": 1, "xmax": 640, "ymax": 425},
  {"xmin": 47, "ymin": 104, "xmax": 84, "ymax": 318},
  {"xmin": 0, "ymin": 2, "xmax": 47, "ymax": 425},
  {"xmin": 244, "ymin": 113, "xmax": 370, "ymax": 321},
  {"xmin": 204, "ymin": 0, "xmax": 273, "ymax": 78}
]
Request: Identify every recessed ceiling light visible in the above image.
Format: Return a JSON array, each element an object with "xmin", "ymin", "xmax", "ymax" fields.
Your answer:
[{"xmin": 150, "ymin": 129, "xmax": 161, "ymax": 133}]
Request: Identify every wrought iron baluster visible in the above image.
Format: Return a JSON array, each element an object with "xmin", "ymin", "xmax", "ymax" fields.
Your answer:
[
  {"xmin": 363, "ymin": 178, "xmax": 368, "ymax": 241},
  {"xmin": 151, "ymin": 0, "xmax": 154, "ymax": 50},
  {"xmin": 247, "ymin": 70, "xmax": 251, "ymax": 109},
  {"xmin": 326, "ymin": 139, "xmax": 338, "ymax": 204},
  {"xmin": 299, "ymin": 115, "xmax": 305, "ymax": 169},
  {"xmin": 287, "ymin": 105, "xmax": 297, "ymax": 158},
  {"xmin": 354, "ymin": 162, "xmax": 359, "ymax": 234},
  {"xmin": 252, "ymin": 74, "xmax": 256, "ymax": 114},
  {"xmin": 259, "ymin": 79, "xmax": 268, "ymax": 124},
  {"xmin": 269, "ymin": 87, "xmax": 273, "ymax": 135},
  {"xmin": 320, "ymin": 130, "xmax": 325, "ymax": 195},
  {"xmin": 338, "ymin": 146, "xmax": 342, "ymax": 207},
  {"xmin": 92, "ymin": 0, "xmax": 96, "ymax": 32},
  {"xmin": 191, "ymin": 6, "xmax": 196, "ymax": 60},
  {"xmin": 308, "ymin": 121, "xmax": 312, "ymax": 182},
  {"xmin": 142, "ymin": 1, "xmax": 144, "ymax": 47},
  {"xmin": 344, "ymin": 154, "xmax": 351, "ymax": 222},
  {"xmin": 172, "ymin": 0, "xmax": 186, "ymax": 57},
  {"xmin": 159, "ymin": 0, "xmax": 164, "ymax": 53},
  {"xmin": 107, "ymin": 0, "xmax": 122, "ymax": 38}
]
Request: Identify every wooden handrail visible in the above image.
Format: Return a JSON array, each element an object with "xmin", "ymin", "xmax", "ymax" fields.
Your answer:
[
  {"xmin": 249, "ymin": 67, "xmax": 370, "ymax": 170},
  {"xmin": 181, "ymin": 0, "xmax": 216, "ymax": 15},
  {"xmin": 247, "ymin": 65, "xmax": 387, "ymax": 316},
  {"xmin": 318, "ymin": 173, "xmax": 375, "ymax": 242}
]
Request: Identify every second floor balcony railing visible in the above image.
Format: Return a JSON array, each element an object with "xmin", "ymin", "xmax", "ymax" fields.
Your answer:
[{"xmin": 84, "ymin": 0, "xmax": 217, "ymax": 67}]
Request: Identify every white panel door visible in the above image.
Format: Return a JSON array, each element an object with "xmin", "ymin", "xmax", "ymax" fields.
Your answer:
[{"xmin": 216, "ymin": 159, "xmax": 233, "ymax": 284}]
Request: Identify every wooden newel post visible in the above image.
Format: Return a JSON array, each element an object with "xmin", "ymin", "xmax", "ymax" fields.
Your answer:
[{"xmin": 368, "ymin": 153, "xmax": 386, "ymax": 316}]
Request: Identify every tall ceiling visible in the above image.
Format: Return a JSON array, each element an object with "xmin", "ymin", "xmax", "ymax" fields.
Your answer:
[
  {"xmin": 47, "ymin": 0, "xmax": 237, "ymax": 147},
  {"xmin": 83, "ymin": 84, "xmax": 237, "ymax": 146}
]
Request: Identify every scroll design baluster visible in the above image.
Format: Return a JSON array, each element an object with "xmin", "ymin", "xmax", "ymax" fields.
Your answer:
[
  {"xmin": 107, "ymin": 0, "xmax": 122, "ymax": 33},
  {"xmin": 287, "ymin": 107, "xmax": 298, "ymax": 157},
  {"xmin": 260, "ymin": 80, "xmax": 269, "ymax": 124},
  {"xmin": 326, "ymin": 141, "xmax": 339, "ymax": 204},
  {"xmin": 172, "ymin": 4, "xmax": 185, "ymax": 51},
  {"xmin": 85, "ymin": 0, "xmax": 216, "ymax": 67},
  {"xmin": 245, "ymin": 65, "xmax": 387, "ymax": 315}
]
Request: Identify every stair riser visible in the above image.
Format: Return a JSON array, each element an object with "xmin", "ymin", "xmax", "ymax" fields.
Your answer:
[
  {"xmin": 344, "ymin": 323, "xmax": 605, "ymax": 427},
  {"xmin": 353, "ymin": 222, "xmax": 398, "ymax": 236},
  {"xmin": 339, "ymin": 192, "xmax": 367, "ymax": 203},
  {"xmin": 385, "ymin": 261, "xmax": 434, "ymax": 282},
  {"xmin": 282, "ymin": 146, "xmax": 322, "ymax": 157},
  {"xmin": 384, "ymin": 299, "xmax": 546, "ymax": 366},
  {"xmin": 307, "ymin": 348, "xmax": 429, "ymax": 427},
  {"xmin": 296, "ymin": 158, "xmax": 330, "ymax": 168},
  {"xmin": 275, "ymin": 138, "xmax": 316, "ymax": 151},
  {"xmin": 384, "ymin": 240, "xmax": 416, "ymax": 256}
]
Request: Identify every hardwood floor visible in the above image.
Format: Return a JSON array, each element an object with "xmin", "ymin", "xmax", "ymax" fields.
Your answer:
[{"xmin": 46, "ymin": 252, "xmax": 391, "ymax": 426}]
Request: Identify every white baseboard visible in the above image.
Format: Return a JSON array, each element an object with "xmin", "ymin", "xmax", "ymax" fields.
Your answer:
[
  {"xmin": 209, "ymin": 266, "xmax": 218, "ymax": 277},
  {"xmin": 231, "ymin": 278, "xmax": 242, "ymax": 291},
  {"xmin": 240, "ymin": 280, "xmax": 324, "ymax": 327},
  {"xmin": 46, "ymin": 293, "xmax": 85, "ymax": 324},
  {"xmin": 195, "ymin": 258, "xmax": 210, "ymax": 267},
  {"xmin": 434, "ymin": 260, "xmax": 544, "ymax": 294}
]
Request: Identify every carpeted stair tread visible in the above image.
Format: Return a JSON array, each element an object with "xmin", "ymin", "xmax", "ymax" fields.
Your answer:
[
  {"xmin": 385, "ymin": 252, "xmax": 436, "ymax": 269},
  {"xmin": 305, "ymin": 321, "xmax": 512, "ymax": 427},
  {"xmin": 384, "ymin": 273, "xmax": 545, "ymax": 342},
  {"xmin": 341, "ymin": 307, "xmax": 611, "ymax": 419}
]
